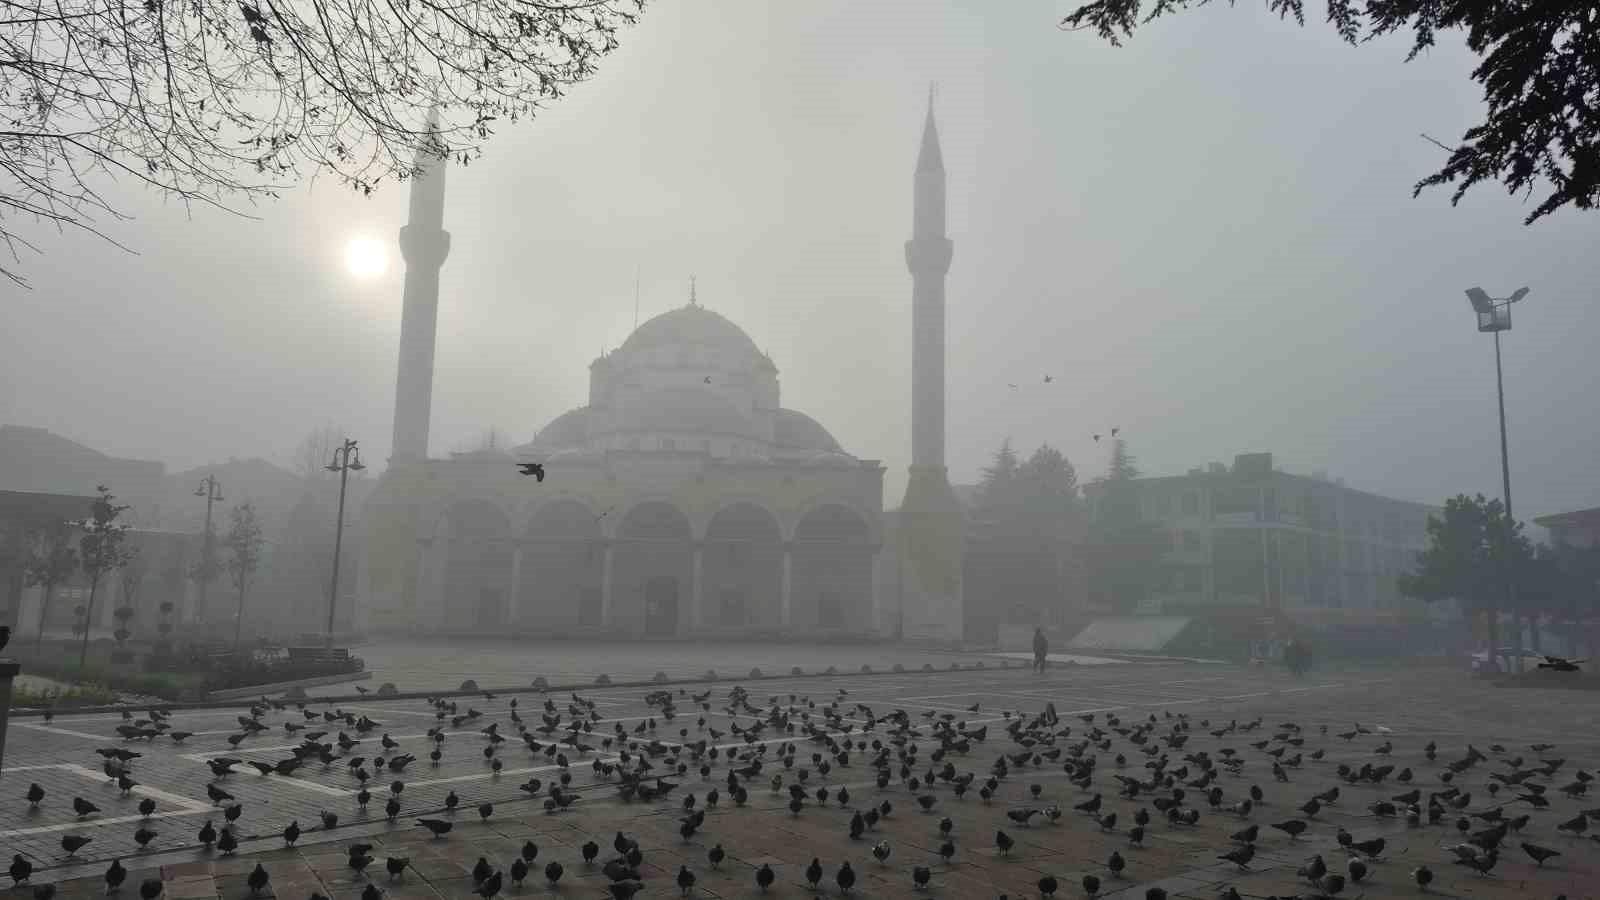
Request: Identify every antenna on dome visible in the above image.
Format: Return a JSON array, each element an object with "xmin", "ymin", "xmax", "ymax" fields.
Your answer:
[{"xmin": 689, "ymin": 274, "xmax": 698, "ymax": 306}]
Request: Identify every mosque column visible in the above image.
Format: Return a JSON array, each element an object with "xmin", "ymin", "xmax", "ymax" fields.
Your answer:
[
  {"xmin": 689, "ymin": 541, "xmax": 704, "ymax": 634},
  {"xmin": 600, "ymin": 541, "xmax": 614, "ymax": 628},
  {"xmin": 508, "ymin": 543, "xmax": 525, "ymax": 626},
  {"xmin": 780, "ymin": 541, "xmax": 793, "ymax": 629}
]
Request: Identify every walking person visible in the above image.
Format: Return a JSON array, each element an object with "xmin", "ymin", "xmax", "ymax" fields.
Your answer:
[{"xmin": 1032, "ymin": 626, "xmax": 1049, "ymax": 674}]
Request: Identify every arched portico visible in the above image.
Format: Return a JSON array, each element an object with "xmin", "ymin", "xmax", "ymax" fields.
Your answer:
[
  {"xmin": 611, "ymin": 501, "xmax": 693, "ymax": 635},
  {"xmin": 703, "ymin": 502, "xmax": 783, "ymax": 629},
  {"xmin": 517, "ymin": 499, "xmax": 605, "ymax": 628},
  {"xmin": 432, "ymin": 498, "xmax": 514, "ymax": 630},
  {"xmin": 791, "ymin": 503, "xmax": 875, "ymax": 631}
]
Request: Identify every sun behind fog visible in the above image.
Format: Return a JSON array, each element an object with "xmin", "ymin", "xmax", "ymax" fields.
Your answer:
[{"xmin": 344, "ymin": 236, "xmax": 389, "ymax": 278}]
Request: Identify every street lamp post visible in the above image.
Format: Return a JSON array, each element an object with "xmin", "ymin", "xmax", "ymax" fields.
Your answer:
[
  {"xmin": 1464, "ymin": 285, "xmax": 1530, "ymax": 672},
  {"xmin": 324, "ymin": 439, "xmax": 365, "ymax": 647},
  {"xmin": 194, "ymin": 475, "xmax": 224, "ymax": 627}
]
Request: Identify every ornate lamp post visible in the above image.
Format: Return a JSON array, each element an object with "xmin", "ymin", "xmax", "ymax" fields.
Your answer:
[
  {"xmin": 1464, "ymin": 285, "xmax": 1530, "ymax": 671},
  {"xmin": 324, "ymin": 439, "xmax": 365, "ymax": 646},
  {"xmin": 194, "ymin": 475, "xmax": 224, "ymax": 625}
]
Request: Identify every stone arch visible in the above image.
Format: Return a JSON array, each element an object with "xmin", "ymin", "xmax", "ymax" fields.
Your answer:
[
  {"xmin": 518, "ymin": 499, "xmax": 605, "ymax": 629},
  {"xmin": 792, "ymin": 503, "xmax": 874, "ymax": 632},
  {"xmin": 703, "ymin": 502, "xmax": 784, "ymax": 630},
  {"xmin": 789, "ymin": 495, "xmax": 880, "ymax": 544},
  {"xmin": 612, "ymin": 501, "xmax": 693, "ymax": 636},
  {"xmin": 435, "ymin": 498, "xmax": 514, "ymax": 630}
]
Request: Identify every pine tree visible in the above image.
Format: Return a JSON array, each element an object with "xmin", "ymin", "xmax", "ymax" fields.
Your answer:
[{"xmin": 974, "ymin": 439, "xmax": 1021, "ymax": 518}]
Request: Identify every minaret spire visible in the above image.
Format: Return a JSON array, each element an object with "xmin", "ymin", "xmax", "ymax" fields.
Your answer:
[
  {"xmin": 390, "ymin": 109, "xmax": 452, "ymax": 465},
  {"xmin": 897, "ymin": 88, "xmax": 963, "ymax": 642}
]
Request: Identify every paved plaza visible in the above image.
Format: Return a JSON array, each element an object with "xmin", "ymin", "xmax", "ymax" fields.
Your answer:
[{"xmin": 3, "ymin": 659, "xmax": 1598, "ymax": 899}]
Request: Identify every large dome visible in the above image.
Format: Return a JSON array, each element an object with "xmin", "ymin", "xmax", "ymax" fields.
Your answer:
[{"xmin": 619, "ymin": 304, "xmax": 762, "ymax": 359}]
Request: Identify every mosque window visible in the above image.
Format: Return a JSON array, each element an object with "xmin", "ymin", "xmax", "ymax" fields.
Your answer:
[{"xmin": 662, "ymin": 438, "xmax": 676, "ymax": 451}]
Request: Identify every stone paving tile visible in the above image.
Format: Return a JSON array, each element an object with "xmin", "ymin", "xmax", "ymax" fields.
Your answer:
[{"xmin": 5, "ymin": 662, "xmax": 1600, "ymax": 899}]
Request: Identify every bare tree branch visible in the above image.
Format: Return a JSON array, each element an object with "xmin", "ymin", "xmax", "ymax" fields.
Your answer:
[{"xmin": 0, "ymin": 0, "xmax": 645, "ymax": 283}]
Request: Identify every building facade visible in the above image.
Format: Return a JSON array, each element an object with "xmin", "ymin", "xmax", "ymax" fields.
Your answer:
[{"xmin": 1084, "ymin": 453, "xmax": 1438, "ymax": 617}]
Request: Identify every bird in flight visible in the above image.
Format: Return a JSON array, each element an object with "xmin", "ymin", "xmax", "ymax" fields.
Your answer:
[
  {"xmin": 1008, "ymin": 383, "xmax": 1019, "ymax": 390},
  {"xmin": 1043, "ymin": 375, "xmax": 1053, "ymax": 383},
  {"xmin": 1111, "ymin": 427, "xmax": 1120, "ymax": 436},
  {"xmin": 703, "ymin": 376, "xmax": 712, "ymax": 384},
  {"xmin": 516, "ymin": 463, "xmax": 546, "ymax": 482},
  {"xmin": 1092, "ymin": 434, "xmax": 1101, "ymax": 442}
]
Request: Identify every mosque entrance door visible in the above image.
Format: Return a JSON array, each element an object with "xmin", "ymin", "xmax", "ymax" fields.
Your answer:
[{"xmin": 644, "ymin": 577, "xmax": 679, "ymax": 635}]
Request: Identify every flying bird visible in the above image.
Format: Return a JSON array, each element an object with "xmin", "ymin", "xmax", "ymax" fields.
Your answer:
[{"xmin": 516, "ymin": 463, "xmax": 545, "ymax": 482}]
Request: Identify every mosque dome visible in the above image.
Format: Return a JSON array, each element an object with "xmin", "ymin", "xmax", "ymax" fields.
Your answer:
[
  {"xmin": 619, "ymin": 303, "xmax": 763, "ymax": 361},
  {"xmin": 773, "ymin": 409, "xmax": 843, "ymax": 454},
  {"xmin": 523, "ymin": 407, "xmax": 588, "ymax": 451},
  {"xmin": 619, "ymin": 388, "xmax": 750, "ymax": 437}
]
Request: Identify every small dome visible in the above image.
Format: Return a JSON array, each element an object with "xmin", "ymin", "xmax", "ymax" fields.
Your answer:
[
  {"xmin": 620, "ymin": 304, "xmax": 762, "ymax": 360},
  {"xmin": 774, "ymin": 408, "xmax": 844, "ymax": 454},
  {"xmin": 618, "ymin": 387, "xmax": 750, "ymax": 436},
  {"xmin": 520, "ymin": 407, "xmax": 588, "ymax": 453}
]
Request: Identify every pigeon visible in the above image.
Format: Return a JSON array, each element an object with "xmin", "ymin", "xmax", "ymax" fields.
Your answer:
[
  {"xmin": 1521, "ymin": 842, "xmax": 1560, "ymax": 866},
  {"xmin": 133, "ymin": 827, "xmax": 158, "ymax": 848},
  {"xmin": 517, "ymin": 463, "xmax": 546, "ymax": 482},
  {"xmin": 385, "ymin": 857, "xmax": 410, "ymax": 880},
  {"xmin": 475, "ymin": 871, "xmax": 503, "ymax": 899},
  {"xmin": 835, "ymin": 862, "xmax": 856, "ymax": 894},
  {"xmin": 677, "ymin": 866, "xmax": 696, "ymax": 896},
  {"xmin": 417, "ymin": 818, "xmax": 452, "ymax": 838},
  {"xmin": 996, "ymin": 830, "xmax": 1015, "ymax": 856},
  {"xmin": 245, "ymin": 864, "xmax": 269, "ymax": 897},
  {"xmin": 138, "ymin": 880, "xmax": 161, "ymax": 900},
  {"xmin": 1217, "ymin": 845, "xmax": 1254, "ymax": 870},
  {"xmin": 1413, "ymin": 865, "xmax": 1433, "ymax": 890},
  {"xmin": 913, "ymin": 866, "xmax": 931, "ymax": 889},
  {"xmin": 545, "ymin": 862, "xmax": 564, "ymax": 886},
  {"xmin": 472, "ymin": 858, "xmax": 493, "ymax": 886},
  {"xmin": 1038, "ymin": 875, "xmax": 1058, "ymax": 897},
  {"xmin": 61, "ymin": 835, "xmax": 92, "ymax": 857},
  {"xmin": 1082, "ymin": 873, "xmax": 1101, "ymax": 897},
  {"xmin": 9, "ymin": 855, "xmax": 32, "ymax": 884},
  {"xmin": 72, "ymin": 797, "xmax": 99, "ymax": 818},
  {"xmin": 582, "ymin": 841, "xmax": 601, "ymax": 864},
  {"xmin": 216, "ymin": 830, "xmax": 238, "ymax": 856},
  {"xmin": 282, "ymin": 821, "xmax": 300, "ymax": 846},
  {"xmin": 755, "ymin": 864, "xmax": 774, "ymax": 893},
  {"xmin": 1346, "ymin": 858, "xmax": 1368, "ymax": 883},
  {"xmin": 1271, "ymin": 819, "xmax": 1308, "ymax": 839},
  {"xmin": 138, "ymin": 798, "xmax": 156, "ymax": 817},
  {"xmin": 1107, "ymin": 851, "xmax": 1125, "ymax": 878},
  {"xmin": 26, "ymin": 783, "xmax": 44, "ymax": 807},
  {"xmin": 105, "ymin": 859, "xmax": 127, "ymax": 893},
  {"xmin": 509, "ymin": 860, "xmax": 529, "ymax": 886}
]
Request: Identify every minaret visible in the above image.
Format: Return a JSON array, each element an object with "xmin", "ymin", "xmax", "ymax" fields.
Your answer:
[
  {"xmin": 390, "ymin": 116, "xmax": 451, "ymax": 465},
  {"xmin": 897, "ymin": 90, "xmax": 964, "ymax": 642}
]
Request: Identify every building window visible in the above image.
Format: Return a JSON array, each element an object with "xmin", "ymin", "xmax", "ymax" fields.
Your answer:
[
  {"xmin": 1182, "ymin": 492, "xmax": 1199, "ymax": 516},
  {"xmin": 661, "ymin": 438, "xmax": 676, "ymax": 451},
  {"xmin": 1156, "ymin": 494, "xmax": 1173, "ymax": 516}
]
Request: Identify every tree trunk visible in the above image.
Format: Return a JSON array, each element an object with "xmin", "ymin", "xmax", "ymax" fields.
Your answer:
[
  {"xmin": 233, "ymin": 584, "xmax": 246, "ymax": 651},
  {"xmin": 79, "ymin": 578, "xmax": 99, "ymax": 667}
]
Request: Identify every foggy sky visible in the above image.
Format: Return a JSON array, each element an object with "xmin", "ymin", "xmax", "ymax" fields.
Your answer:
[{"xmin": 2, "ymin": 1, "xmax": 1596, "ymax": 523}]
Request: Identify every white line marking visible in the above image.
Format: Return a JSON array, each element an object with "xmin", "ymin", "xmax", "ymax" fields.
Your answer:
[
  {"xmin": 15, "ymin": 722, "xmax": 115, "ymax": 741},
  {"xmin": 58, "ymin": 765, "xmax": 211, "ymax": 811}
]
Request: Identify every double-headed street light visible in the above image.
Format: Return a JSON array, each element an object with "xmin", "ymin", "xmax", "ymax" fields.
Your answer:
[
  {"xmin": 1464, "ymin": 285, "xmax": 1530, "ymax": 670},
  {"xmin": 194, "ymin": 475, "xmax": 224, "ymax": 625},
  {"xmin": 324, "ymin": 439, "xmax": 365, "ymax": 646}
]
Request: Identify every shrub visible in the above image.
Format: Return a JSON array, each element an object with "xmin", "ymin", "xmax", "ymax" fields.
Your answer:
[
  {"xmin": 791, "ymin": 666, "xmax": 804, "ymax": 676},
  {"xmin": 531, "ymin": 676, "xmax": 549, "ymax": 690},
  {"xmin": 594, "ymin": 674, "xmax": 611, "ymax": 685},
  {"xmin": 824, "ymin": 666, "xmax": 837, "ymax": 675},
  {"xmin": 922, "ymin": 663, "xmax": 934, "ymax": 672},
  {"xmin": 749, "ymin": 668, "xmax": 763, "ymax": 678},
  {"xmin": 653, "ymin": 672, "xmax": 669, "ymax": 683},
  {"xmin": 860, "ymin": 664, "xmax": 872, "ymax": 674},
  {"xmin": 950, "ymin": 662, "xmax": 961, "ymax": 670},
  {"xmin": 704, "ymin": 670, "xmax": 718, "ymax": 681},
  {"xmin": 13, "ymin": 682, "xmax": 121, "ymax": 708},
  {"xmin": 893, "ymin": 664, "xmax": 905, "ymax": 673},
  {"xmin": 377, "ymin": 682, "xmax": 399, "ymax": 697},
  {"xmin": 458, "ymin": 679, "xmax": 479, "ymax": 692},
  {"xmin": 975, "ymin": 661, "xmax": 985, "ymax": 669}
]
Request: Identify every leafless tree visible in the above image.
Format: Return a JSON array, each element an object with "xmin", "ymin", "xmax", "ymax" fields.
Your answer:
[
  {"xmin": 291, "ymin": 424, "xmax": 346, "ymax": 480},
  {"xmin": 1, "ymin": 0, "xmax": 646, "ymax": 284}
]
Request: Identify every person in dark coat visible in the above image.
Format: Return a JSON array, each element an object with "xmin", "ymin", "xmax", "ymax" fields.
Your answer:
[{"xmin": 1032, "ymin": 627, "xmax": 1049, "ymax": 674}]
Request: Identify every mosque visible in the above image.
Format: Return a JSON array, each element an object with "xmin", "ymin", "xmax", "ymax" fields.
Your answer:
[{"xmin": 355, "ymin": 101, "xmax": 964, "ymax": 642}]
